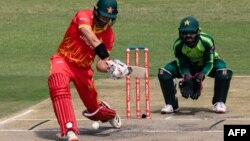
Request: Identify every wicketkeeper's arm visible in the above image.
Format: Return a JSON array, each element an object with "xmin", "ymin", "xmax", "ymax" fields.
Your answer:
[
  {"xmin": 201, "ymin": 46, "xmax": 215, "ymax": 75},
  {"xmin": 174, "ymin": 47, "xmax": 191, "ymax": 75}
]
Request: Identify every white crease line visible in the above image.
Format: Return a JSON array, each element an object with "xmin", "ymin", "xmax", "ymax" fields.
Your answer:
[
  {"xmin": 0, "ymin": 129, "xmax": 59, "ymax": 132},
  {"xmin": 165, "ymin": 116, "xmax": 172, "ymax": 120},
  {"xmin": 2, "ymin": 116, "xmax": 250, "ymax": 123},
  {"xmin": 156, "ymin": 117, "xmax": 249, "ymax": 121},
  {"xmin": 121, "ymin": 129, "xmax": 223, "ymax": 133},
  {"xmin": 0, "ymin": 110, "xmax": 33, "ymax": 125},
  {"xmin": 0, "ymin": 118, "xmax": 210, "ymax": 121},
  {"xmin": 13, "ymin": 118, "xmax": 88, "ymax": 121},
  {"xmin": 0, "ymin": 129, "xmax": 223, "ymax": 133}
]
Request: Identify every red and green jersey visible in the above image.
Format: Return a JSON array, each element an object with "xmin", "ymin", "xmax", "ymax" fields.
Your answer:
[{"xmin": 57, "ymin": 10, "xmax": 114, "ymax": 67}]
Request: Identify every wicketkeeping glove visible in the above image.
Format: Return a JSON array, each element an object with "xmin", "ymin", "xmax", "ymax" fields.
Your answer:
[
  {"xmin": 194, "ymin": 73, "xmax": 205, "ymax": 83},
  {"xmin": 190, "ymin": 73, "xmax": 205, "ymax": 100},
  {"xmin": 106, "ymin": 60, "xmax": 129, "ymax": 80},
  {"xmin": 179, "ymin": 74, "xmax": 193, "ymax": 99},
  {"xmin": 191, "ymin": 79, "xmax": 202, "ymax": 100}
]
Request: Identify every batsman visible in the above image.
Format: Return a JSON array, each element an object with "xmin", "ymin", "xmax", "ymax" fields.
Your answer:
[
  {"xmin": 158, "ymin": 16, "xmax": 233, "ymax": 114},
  {"xmin": 48, "ymin": 0, "xmax": 129, "ymax": 141}
]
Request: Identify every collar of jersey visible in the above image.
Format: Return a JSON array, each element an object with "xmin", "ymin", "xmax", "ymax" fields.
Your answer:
[{"xmin": 93, "ymin": 24, "xmax": 108, "ymax": 34}]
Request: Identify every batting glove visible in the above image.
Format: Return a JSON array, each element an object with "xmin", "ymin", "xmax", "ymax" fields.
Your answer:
[{"xmin": 106, "ymin": 60, "xmax": 129, "ymax": 80}]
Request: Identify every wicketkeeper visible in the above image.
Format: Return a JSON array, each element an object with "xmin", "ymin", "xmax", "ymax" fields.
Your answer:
[
  {"xmin": 48, "ymin": 0, "xmax": 129, "ymax": 141},
  {"xmin": 158, "ymin": 16, "xmax": 233, "ymax": 114}
]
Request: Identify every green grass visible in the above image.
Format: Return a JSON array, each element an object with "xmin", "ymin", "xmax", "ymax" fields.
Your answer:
[
  {"xmin": 0, "ymin": 0, "xmax": 250, "ymax": 118},
  {"xmin": 0, "ymin": 76, "xmax": 48, "ymax": 117}
]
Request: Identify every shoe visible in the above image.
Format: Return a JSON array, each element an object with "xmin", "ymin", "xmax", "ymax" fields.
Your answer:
[
  {"xmin": 101, "ymin": 101, "xmax": 122, "ymax": 128},
  {"xmin": 109, "ymin": 114, "xmax": 122, "ymax": 128},
  {"xmin": 66, "ymin": 130, "xmax": 79, "ymax": 141},
  {"xmin": 213, "ymin": 102, "xmax": 226, "ymax": 113},
  {"xmin": 161, "ymin": 104, "xmax": 179, "ymax": 114}
]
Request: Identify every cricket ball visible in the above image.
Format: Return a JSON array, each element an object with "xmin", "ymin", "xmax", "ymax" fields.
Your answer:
[{"xmin": 92, "ymin": 122, "xmax": 100, "ymax": 130}]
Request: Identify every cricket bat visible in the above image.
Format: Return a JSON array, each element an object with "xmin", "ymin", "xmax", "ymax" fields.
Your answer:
[{"xmin": 127, "ymin": 66, "xmax": 147, "ymax": 78}]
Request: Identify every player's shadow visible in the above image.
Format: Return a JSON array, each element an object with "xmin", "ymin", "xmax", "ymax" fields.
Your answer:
[
  {"xmin": 34, "ymin": 129, "xmax": 59, "ymax": 141},
  {"xmin": 34, "ymin": 126, "xmax": 122, "ymax": 140},
  {"xmin": 175, "ymin": 107, "xmax": 213, "ymax": 115},
  {"xmin": 79, "ymin": 126, "xmax": 122, "ymax": 137},
  {"xmin": 152, "ymin": 107, "xmax": 213, "ymax": 115}
]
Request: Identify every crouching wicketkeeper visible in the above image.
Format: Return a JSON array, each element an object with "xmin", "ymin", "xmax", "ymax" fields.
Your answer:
[{"xmin": 158, "ymin": 16, "xmax": 233, "ymax": 114}]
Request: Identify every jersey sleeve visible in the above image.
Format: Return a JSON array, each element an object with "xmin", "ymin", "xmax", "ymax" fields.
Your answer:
[
  {"xmin": 200, "ymin": 33, "xmax": 215, "ymax": 75},
  {"xmin": 73, "ymin": 10, "xmax": 92, "ymax": 29}
]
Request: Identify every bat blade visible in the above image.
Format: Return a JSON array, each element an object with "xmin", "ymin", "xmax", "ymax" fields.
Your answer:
[{"xmin": 127, "ymin": 66, "xmax": 146, "ymax": 78}]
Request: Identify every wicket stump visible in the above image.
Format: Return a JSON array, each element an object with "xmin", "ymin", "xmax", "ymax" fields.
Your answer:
[{"xmin": 126, "ymin": 47, "xmax": 150, "ymax": 119}]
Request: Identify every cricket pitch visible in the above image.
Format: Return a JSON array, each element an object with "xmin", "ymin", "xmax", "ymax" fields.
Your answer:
[{"xmin": 0, "ymin": 76, "xmax": 249, "ymax": 141}]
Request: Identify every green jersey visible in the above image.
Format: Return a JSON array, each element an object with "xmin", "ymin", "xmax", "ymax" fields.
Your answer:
[{"xmin": 173, "ymin": 32, "xmax": 218, "ymax": 75}]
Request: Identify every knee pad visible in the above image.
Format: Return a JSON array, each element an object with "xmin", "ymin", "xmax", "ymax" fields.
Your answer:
[
  {"xmin": 48, "ymin": 73, "xmax": 70, "ymax": 98},
  {"xmin": 158, "ymin": 68, "xmax": 173, "ymax": 80},
  {"xmin": 158, "ymin": 68, "xmax": 177, "ymax": 105},
  {"xmin": 53, "ymin": 94, "xmax": 79, "ymax": 136},
  {"xmin": 158, "ymin": 68, "xmax": 176, "ymax": 87},
  {"xmin": 213, "ymin": 69, "xmax": 232, "ymax": 104},
  {"xmin": 48, "ymin": 74, "xmax": 77, "ymax": 136},
  {"xmin": 215, "ymin": 69, "xmax": 233, "ymax": 80}
]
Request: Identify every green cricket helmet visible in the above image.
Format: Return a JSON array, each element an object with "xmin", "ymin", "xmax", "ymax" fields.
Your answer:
[
  {"xmin": 178, "ymin": 16, "xmax": 200, "ymax": 47},
  {"xmin": 179, "ymin": 16, "xmax": 199, "ymax": 32},
  {"xmin": 96, "ymin": 0, "xmax": 118, "ymax": 20}
]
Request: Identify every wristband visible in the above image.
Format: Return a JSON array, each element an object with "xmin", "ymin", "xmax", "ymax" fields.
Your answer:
[{"xmin": 94, "ymin": 43, "xmax": 109, "ymax": 59}]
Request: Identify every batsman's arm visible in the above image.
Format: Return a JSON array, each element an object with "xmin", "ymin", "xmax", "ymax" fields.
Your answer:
[{"xmin": 80, "ymin": 26, "xmax": 110, "ymax": 60}]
